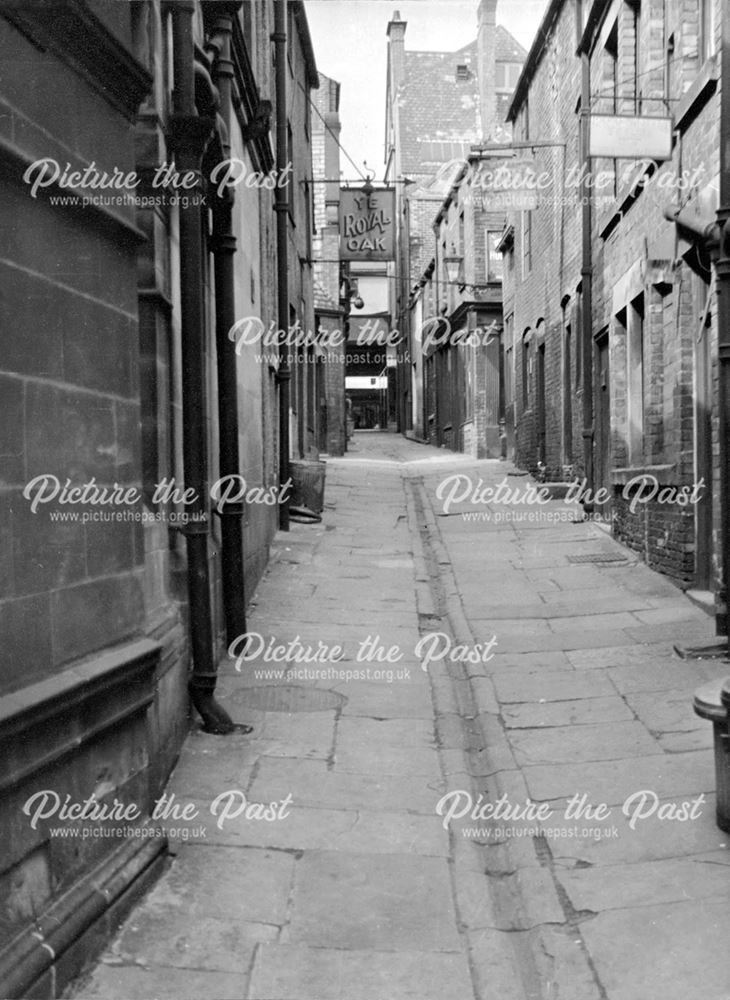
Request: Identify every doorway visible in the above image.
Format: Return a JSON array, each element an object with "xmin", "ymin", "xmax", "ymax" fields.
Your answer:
[
  {"xmin": 535, "ymin": 342, "xmax": 546, "ymax": 465},
  {"xmin": 594, "ymin": 329, "xmax": 611, "ymax": 505},
  {"xmin": 694, "ymin": 277, "xmax": 713, "ymax": 589}
]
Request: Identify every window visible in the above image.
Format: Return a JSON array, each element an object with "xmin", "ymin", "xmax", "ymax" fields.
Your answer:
[
  {"xmin": 666, "ymin": 33, "xmax": 678, "ymax": 104},
  {"xmin": 242, "ymin": 2, "xmax": 253, "ymax": 51},
  {"xmin": 520, "ymin": 99, "xmax": 529, "ymax": 142},
  {"xmin": 504, "ymin": 313, "xmax": 514, "ymax": 407},
  {"xmin": 605, "ymin": 20, "xmax": 618, "ymax": 111},
  {"xmin": 495, "ymin": 62, "xmax": 522, "ymax": 91},
  {"xmin": 631, "ymin": 1, "xmax": 641, "ymax": 113},
  {"xmin": 287, "ymin": 7, "xmax": 295, "ymax": 78},
  {"xmin": 600, "ymin": 20, "xmax": 618, "ymax": 197},
  {"xmin": 562, "ymin": 301, "xmax": 573, "ymax": 464},
  {"xmin": 456, "ymin": 63, "xmax": 471, "ymax": 80},
  {"xmin": 521, "ymin": 211, "xmax": 532, "ymax": 278},
  {"xmin": 574, "ymin": 287, "xmax": 583, "ymax": 389},
  {"xmin": 307, "ymin": 346, "xmax": 315, "ymax": 431},
  {"xmin": 287, "ymin": 122, "xmax": 295, "ymax": 223},
  {"xmin": 486, "ymin": 230, "xmax": 503, "ymax": 282},
  {"xmin": 521, "ymin": 330, "xmax": 531, "ymax": 411},
  {"xmin": 626, "ymin": 294, "xmax": 644, "ymax": 464},
  {"xmin": 700, "ymin": 0, "xmax": 715, "ymax": 61}
]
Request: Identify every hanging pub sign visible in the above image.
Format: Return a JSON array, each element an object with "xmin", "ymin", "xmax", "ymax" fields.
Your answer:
[
  {"xmin": 339, "ymin": 186, "xmax": 395, "ymax": 261},
  {"xmin": 470, "ymin": 156, "xmax": 539, "ymax": 211},
  {"xmin": 589, "ymin": 115, "xmax": 673, "ymax": 160}
]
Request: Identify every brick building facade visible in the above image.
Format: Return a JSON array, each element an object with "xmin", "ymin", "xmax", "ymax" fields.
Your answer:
[
  {"xmin": 504, "ymin": 0, "xmax": 720, "ymax": 592},
  {"xmin": 312, "ymin": 72, "xmax": 347, "ymax": 456},
  {"xmin": 419, "ymin": 158, "xmax": 506, "ymax": 456},
  {"xmin": 386, "ymin": 0, "xmax": 525, "ymax": 446}
]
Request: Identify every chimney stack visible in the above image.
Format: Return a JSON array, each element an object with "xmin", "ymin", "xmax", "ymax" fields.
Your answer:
[
  {"xmin": 387, "ymin": 10, "xmax": 407, "ymax": 88},
  {"xmin": 477, "ymin": 0, "xmax": 498, "ymax": 140}
]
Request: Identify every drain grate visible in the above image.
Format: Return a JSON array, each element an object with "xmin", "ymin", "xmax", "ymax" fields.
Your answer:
[
  {"xmin": 566, "ymin": 552, "xmax": 629, "ymax": 564},
  {"xmin": 227, "ymin": 685, "xmax": 346, "ymax": 713}
]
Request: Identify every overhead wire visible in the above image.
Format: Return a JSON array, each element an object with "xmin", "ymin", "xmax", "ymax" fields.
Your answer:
[{"xmin": 296, "ymin": 78, "xmax": 369, "ymax": 181}]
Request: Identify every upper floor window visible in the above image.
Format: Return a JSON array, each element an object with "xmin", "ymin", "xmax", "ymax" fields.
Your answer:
[
  {"xmin": 521, "ymin": 211, "xmax": 532, "ymax": 278},
  {"xmin": 486, "ymin": 230, "xmax": 503, "ymax": 282},
  {"xmin": 522, "ymin": 329, "xmax": 531, "ymax": 410},
  {"xmin": 495, "ymin": 62, "xmax": 522, "ymax": 91},
  {"xmin": 617, "ymin": 293, "xmax": 645, "ymax": 465},
  {"xmin": 699, "ymin": 0, "xmax": 715, "ymax": 62}
]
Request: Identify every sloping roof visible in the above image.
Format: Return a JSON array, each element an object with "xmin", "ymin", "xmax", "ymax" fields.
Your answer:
[
  {"xmin": 398, "ymin": 27, "xmax": 527, "ymax": 180},
  {"xmin": 454, "ymin": 25, "xmax": 526, "ymax": 63}
]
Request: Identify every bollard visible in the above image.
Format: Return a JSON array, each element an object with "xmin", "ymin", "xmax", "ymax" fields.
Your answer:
[{"xmin": 693, "ymin": 677, "xmax": 730, "ymax": 832}]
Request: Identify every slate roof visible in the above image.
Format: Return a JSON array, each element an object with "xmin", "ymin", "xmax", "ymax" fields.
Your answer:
[{"xmin": 397, "ymin": 27, "xmax": 526, "ymax": 182}]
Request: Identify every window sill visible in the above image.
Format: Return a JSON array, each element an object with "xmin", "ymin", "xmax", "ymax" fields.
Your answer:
[{"xmin": 612, "ymin": 464, "xmax": 676, "ymax": 486}]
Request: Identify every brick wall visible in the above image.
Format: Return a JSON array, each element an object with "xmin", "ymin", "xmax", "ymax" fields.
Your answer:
[
  {"xmin": 505, "ymin": 2, "xmax": 582, "ymax": 480},
  {"xmin": 504, "ymin": 0, "xmax": 721, "ymax": 588}
]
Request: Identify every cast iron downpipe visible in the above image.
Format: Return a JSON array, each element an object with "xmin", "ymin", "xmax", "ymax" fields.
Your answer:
[
  {"xmin": 208, "ymin": 6, "xmax": 250, "ymax": 652},
  {"xmin": 274, "ymin": 0, "xmax": 291, "ymax": 530},
  {"xmin": 578, "ymin": 10, "xmax": 595, "ymax": 511},
  {"xmin": 716, "ymin": 1, "xmax": 730, "ymax": 645},
  {"xmin": 170, "ymin": 1, "xmax": 235, "ymax": 734}
]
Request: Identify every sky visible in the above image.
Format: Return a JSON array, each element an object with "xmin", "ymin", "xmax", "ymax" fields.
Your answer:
[{"xmin": 304, "ymin": 0, "xmax": 549, "ymax": 182}]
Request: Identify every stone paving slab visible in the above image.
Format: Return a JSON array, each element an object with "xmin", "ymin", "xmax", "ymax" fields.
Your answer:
[
  {"xmin": 335, "ymin": 680, "xmax": 435, "ymax": 718},
  {"xmin": 492, "ymin": 667, "xmax": 616, "ymax": 703},
  {"xmin": 579, "ymin": 900, "xmax": 729, "ymax": 1000},
  {"xmin": 248, "ymin": 756, "xmax": 445, "ymax": 813},
  {"xmin": 182, "ymin": 798, "xmax": 358, "ymax": 851},
  {"xmin": 474, "ymin": 628, "xmax": 638, "ymax": 653},
  {"xmin": 624, "ymin": 689, "xmax": 714, "ymax": 732},
  {"xmin": 164, "ymin": 732, "xmax": 259, "ymax": 800},
  {"xmin": 606, "ymin": 661, "xmax": 713, "ymax": 694},
  {"xmin": 108, "ymin": 913, "xmax": 276, "ymax": 972},
  {"xmin": 559, "ymin": 856, "xmax": 730, "ymax": 910},
  {"xmin": 547, "ymin": 611, "xmax": 642, "ymax": 632},
  {"xmin": 248, "ymin": 946, "xmax": 474, "ymax": 1000},
  {"xmin": 522, "ymin": 750, "xmax": 714, "ymax": 804},
  {"xmin": 509, "ymin": 720, "xmax": 660, "ymax": 766},
  {"xmin": 336, "ymin": 716, "xmax": 436, "ymax": 750},
  {"xmin": 565, "ymin": 643, "xmax": 678, "ymax": 669},
  {"xmin": 538, "ymin": 590, "xmax": 654, "ymax": 612},
  {"xmin": 333, "ymin": 745, "xmax": 443, "ymax": 778},
  {"xmin": 489, "ymin": 650, "xmax": 573, "ymax": 671},
  {"xmin": 140, "ymin": 845, "xmax": 295, "ymax": 923},
  {"xmin": 502, "ymin": 696, "xmax": 634, "ymax": 728},
  {"xmin": 283, "ymin": 851, "xmax": 461, "ymax": 951},
  {"xmin": 75, "ymin": 967, "xmax": 246, "ymax": 999},
  {"xmin": 547, "ymin": 796, "xmax": 727, "ymax": 866}
]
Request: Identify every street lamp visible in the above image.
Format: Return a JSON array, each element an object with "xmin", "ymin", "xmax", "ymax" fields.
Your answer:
[{"xmin": 443, "ymin": 251, "xmax": 463, "ymax": 286}]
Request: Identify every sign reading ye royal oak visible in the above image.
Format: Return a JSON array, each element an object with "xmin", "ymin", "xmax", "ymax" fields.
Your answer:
[{"xmin": 339, "ymin": 186, "xmax": 395, "ymax": 261}]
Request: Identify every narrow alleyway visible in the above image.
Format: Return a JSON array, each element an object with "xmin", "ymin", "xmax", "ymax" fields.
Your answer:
[{"xmin": 73, "ymin": 433, "xmax": 730, "ymax": 1000}]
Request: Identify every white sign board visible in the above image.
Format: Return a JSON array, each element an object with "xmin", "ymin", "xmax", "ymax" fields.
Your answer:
[
  {"xmin": 589, "ymin": 116, "xmax": 673, "ymax": 160},
  {"xmin": 346, "ymin": 376, "xmax": 388, "ymax": 390}
]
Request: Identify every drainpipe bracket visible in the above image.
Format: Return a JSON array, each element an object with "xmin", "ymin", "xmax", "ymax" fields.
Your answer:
[
  {"xmin": 212, "ymin": 503, "xmax": 245, "ymax": 518},
  {"xmin": 175, "ymin": 520, "xmax": 210, "ymax": 537},
  {"xmin": 168, "ymin": 114, "xmax": 216, "ymax": 166},
  {"xmin": 210, "ymin": 231, "xmax": 237, "ymax": 253}
]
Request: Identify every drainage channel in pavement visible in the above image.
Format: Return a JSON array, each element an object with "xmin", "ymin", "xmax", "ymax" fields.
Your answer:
[{"xmin": 405, "ymin": 472, "xmax": 608, "ymax": 1000}]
